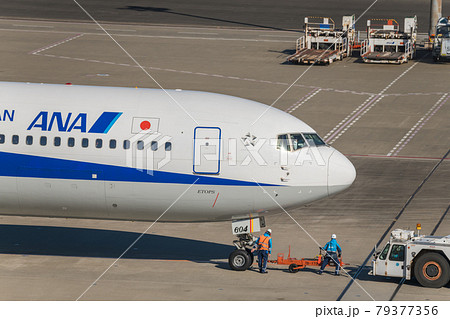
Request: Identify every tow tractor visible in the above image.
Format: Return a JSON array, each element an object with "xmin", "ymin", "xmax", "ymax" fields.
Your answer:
[
  {"xmin": 287, "ymin": 15, "xmax": 355, "ymax": 65},
  {"xmin": 370, "ymin": 225, "xmax": 450, "ymax": 288},
  {"xmin": 432, "ymin": 16, "xmax": 450, "ymax": 62},
  {"xmin": 360, "ymin": 17, "xmax": 417, "ymax": 64}
]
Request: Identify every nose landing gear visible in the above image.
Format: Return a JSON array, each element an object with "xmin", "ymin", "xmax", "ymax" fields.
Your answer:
[
  {"xmin": 228, "ymin": 216, "xmax": 265, "ymax": 271},
  {"xmin": 228, "ymin": 234, "xmax": 255, "ymax": 271}
]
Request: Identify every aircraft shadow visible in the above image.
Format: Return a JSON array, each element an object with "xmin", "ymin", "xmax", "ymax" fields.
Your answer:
[
  {"xmin": 0, "ymin": 224, "xmax": 233, "ymax": 262},
  {"xmin": 116, "ymin": 6, "xmax": 300, "ymax": 32}
]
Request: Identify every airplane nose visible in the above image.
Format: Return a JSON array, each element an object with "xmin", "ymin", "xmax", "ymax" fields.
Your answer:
[{"xmin": 327, "ymin": 150, "xmax": 356, "ymax": 196}]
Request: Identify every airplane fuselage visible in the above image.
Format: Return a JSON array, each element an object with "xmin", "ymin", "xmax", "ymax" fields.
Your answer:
[{"xmin": 0, "ymin": 82, "xmax": 356, "ymax": 222}]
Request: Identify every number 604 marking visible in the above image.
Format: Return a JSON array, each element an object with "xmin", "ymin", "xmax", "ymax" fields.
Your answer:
[{"xmin": 234, "ymin": 226, "xmax": 248, "ymax": 233}]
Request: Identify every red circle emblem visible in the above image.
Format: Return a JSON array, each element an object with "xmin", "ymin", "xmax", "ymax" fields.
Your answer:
[{"xmin": 140, "ymin": 121, "xmax": 151, "ymax": 130}]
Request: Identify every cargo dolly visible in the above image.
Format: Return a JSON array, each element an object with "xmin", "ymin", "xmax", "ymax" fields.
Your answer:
[
  {"xmin": 268, "ymin": 246, "xmax": 346, "ymax": 273},
  {"xmin": 287, "ymin": 16, "xmax": 355, "ymax": 65},
  {"xmin": 360, "ymin": 17, "xmax": 417, "ymax": 64}
]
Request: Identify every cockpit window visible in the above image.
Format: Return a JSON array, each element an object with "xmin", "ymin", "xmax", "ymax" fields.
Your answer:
[
  {"xmin": 277, "ymin": 134, "xmax": 291, "ymax": 151},
  {"xmin": 290, "ymin": 134, "xmax": 306, "ymax": 150},
  {"xmin": 277, "ymin": 133, "xmax": 326, "ymax": 152},
  {"xmin": 303, "ymin": 133, "xmax": 326, "ymax": 146}
]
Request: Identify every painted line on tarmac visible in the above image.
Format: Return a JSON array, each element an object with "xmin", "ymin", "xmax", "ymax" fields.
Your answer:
[
  {"xmin": 259, "ymin": 34, "xmax": 299, "ymax": 38},
  {"xmin": 3, "ymin": 25, "xmax": 294, "ymax": 43},
  {"xmin": 0, "ymin": 17, "xmax": 303, "ymax": 33},
  {"xmin": 324, "ymin": 61, "xmax": 420, "ymax": 144},
  {"xmin": 34, "ymin": 51, "xmax": 376, "ymax": 97},
  {"xmin": 345, "ymin": 153, "xmax": 450, "ymax": 161},
  {"xmin": 178, "ymin": 31, "xmax": 218, "ymax": 35},
  {"xmin": 27, "ymin": 37, "xmax": 445, "ymax": 101},
  {"xmin": 286, "ymin": 88, "xmax": 321, "ymax": 113},
  {"xmin": 387, "ymin": 93, "xmax": 449, "ymax": 156},
  {"xmin": 34, "ymin": 50, "xmax": 442, "ymax": 102},
  {"xmin": 324, "ymin": 94, "xmax": 376, "ymax": 141},
  {"xmin": 96, "ymin": 28, "xmax": 136, "ymax": 32},
  {"xmin": 28, "ymin": 33, "xmax": 84, "ymax": 55},
  {"xmin": 325, "ymin": 94, "xmax": 383, "ymax": 144},
  {"xmin": 13, "ymin": 24, "xmax": 54, "ymax": 28}
]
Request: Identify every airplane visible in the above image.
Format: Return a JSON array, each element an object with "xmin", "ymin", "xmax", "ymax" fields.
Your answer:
[{"xmin": 0, "ymin": 81, "xmax": 356, "ymax": 270}]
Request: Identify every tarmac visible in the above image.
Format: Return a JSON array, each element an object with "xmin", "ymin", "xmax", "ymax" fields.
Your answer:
[
  {"xmin": 0, "ymin": 0, "xmax": 446, "ymax": 33},
  {"xmin": 0, "ymin": 7, "xmax": 449, "ymax": 301}
]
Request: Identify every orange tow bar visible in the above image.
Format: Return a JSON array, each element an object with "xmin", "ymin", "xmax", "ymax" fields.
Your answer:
[{"xmin": 268, "ymin": 246, "xmax": 347, "ymax": 273}]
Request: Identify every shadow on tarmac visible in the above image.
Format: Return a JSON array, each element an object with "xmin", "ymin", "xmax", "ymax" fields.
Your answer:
[
  {"xmin": 342, "ymin": 265, "xmax": 450, "ymax": 288},
  {"xmin": 117, "ymin": 6, "xmax": 300, "ymax": 32},
  {"xmin": 0, "ymin": 224, "xmax": 234, "ymax": 262}
]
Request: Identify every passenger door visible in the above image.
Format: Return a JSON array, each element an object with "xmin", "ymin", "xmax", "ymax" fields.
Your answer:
[{"xmin": 193, "ymin": 127, "xmax": 221, "ymax": 174}]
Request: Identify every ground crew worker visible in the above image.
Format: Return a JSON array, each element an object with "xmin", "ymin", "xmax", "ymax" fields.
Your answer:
[
  {"xmin": 251, "ymin": 229, "xmax": 272, "ymax": 273},
  {"xmin": 318, "ymin": 234, "xmax": 342, "ymax": 275}
]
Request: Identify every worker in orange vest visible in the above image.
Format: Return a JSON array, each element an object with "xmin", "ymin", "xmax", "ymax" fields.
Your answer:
[{"xmin": 251, "ymin": 229, "xmax": 272, "ymax": 273}]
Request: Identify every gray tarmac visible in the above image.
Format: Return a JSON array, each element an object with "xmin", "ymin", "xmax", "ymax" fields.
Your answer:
[
  {"xmin": 0, "ymin": 0, "xmax": 449, "ymax": 33},
  {"xmin": 0, "ymin": 15, "xmax": 449, "ymax": 301}
]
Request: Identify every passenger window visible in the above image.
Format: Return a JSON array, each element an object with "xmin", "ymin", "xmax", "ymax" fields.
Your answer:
[
  {"xmin": 68, "ymin": 137, "xmax": 75, "ymax": 147},
  {"xmin": 137, "ymin": 140, "xmax": 144, "ymax": 150},
  {"xmin": 303, "ymin": 133, "xmax": 326, "ymax": 146},
  {"xmin": 12, "ymin": 135, "xmax": 19, "ymax": 145},
  {"xmin": 289, "ymin": 134, "xmax": 306, "ymax": 150},
  {"xmin": 0, "ymin": 134, "xmax": 5, "ymax": 144},
  {"xmin": 82, "ymin": 138, "xmax": 89, "ymax": 148},
  {"xmin": 96, "ymin": 139, "xmax": 102, "ymax": 149},
  {"xmin": 379, "ymin": 244, "xmax": 390, "ymax": 260},
  {"xmin": 276, "ymin": 134, "xmax": 290, "ymax": 151},
  {"xmin": 151, "ymin": 141, "xmax": 158, "ymax": 151},
  {"xmin": 165, "ymin": 142, "xmax": 172, "ymax": 151},
  {"xmin": 40, "ymin": 136, "xmax": 47, "ymax": 146},
  {"xmin": 54, "ymin": 137, "xmax": 61, "ymax": 147},
  {"xmin": 123, "ymin": 140, "xmax": 130, "ymax": 150},
  {"xmin": 389, "ymin": 244, "xmax": 405, "ymax": 261},
  {"xmin": 26, "ymin": 136, "xmax": 33, "ymax": 145},
  {"xmin": 109, "ymin": 139, "xmax": 117, "ymax": 149}
]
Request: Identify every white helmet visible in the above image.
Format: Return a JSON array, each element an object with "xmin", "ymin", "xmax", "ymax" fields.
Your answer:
[
  {"xmin": 266, "ymin": 229, "xmax": 272, "ymax": 234},
  {"xmin": 331, "ymin": 234, "xmax": 337, "ymax": 239}
]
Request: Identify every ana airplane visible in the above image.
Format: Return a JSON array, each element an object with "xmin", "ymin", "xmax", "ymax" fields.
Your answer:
[{"xmin": 0, "ymin": 81, "xmax": 356, "ymax": 270}]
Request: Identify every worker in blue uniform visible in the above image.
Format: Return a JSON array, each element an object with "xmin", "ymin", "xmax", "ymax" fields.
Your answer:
[
  {"xmin": 318, "ymin": 234, "xmax": 342, "ymax": 275},
  {"xmin": 251, "ymin": 229, "xmax": 272, "ymax": 273}
]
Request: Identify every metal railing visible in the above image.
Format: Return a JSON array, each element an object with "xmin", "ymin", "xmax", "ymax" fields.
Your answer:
[
  {"xmin": 296, "ymin": 36, "xmax": 306, "ymax": 51},
  {"xmin": 360, "ymin": 39, "xmax": 369, "ymax": 56}
]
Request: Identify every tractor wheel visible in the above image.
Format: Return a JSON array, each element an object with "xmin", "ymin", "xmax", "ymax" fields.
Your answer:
[{"xmin": 414, "ymin": 253, "xmax": 450, "ymax": 288}]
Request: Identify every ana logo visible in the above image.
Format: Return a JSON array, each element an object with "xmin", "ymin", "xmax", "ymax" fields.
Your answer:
[{"xmin": 27, "ymin": 111, "xmax": 122, "ymax": 133}]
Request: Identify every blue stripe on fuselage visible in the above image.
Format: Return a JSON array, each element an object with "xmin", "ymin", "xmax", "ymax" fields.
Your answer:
[
  {"xmin": 0, "ymin": 151, "xmax": 280, "ymax": 187},
  {"xmin": 88, "ymin": 112, "xmax": 122, "ymax": 134}
]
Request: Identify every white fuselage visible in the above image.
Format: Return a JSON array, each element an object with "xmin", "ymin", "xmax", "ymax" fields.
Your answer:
[{"xmin": 0, "ymin": 82, "xmax": 356, "ymax": 222}]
